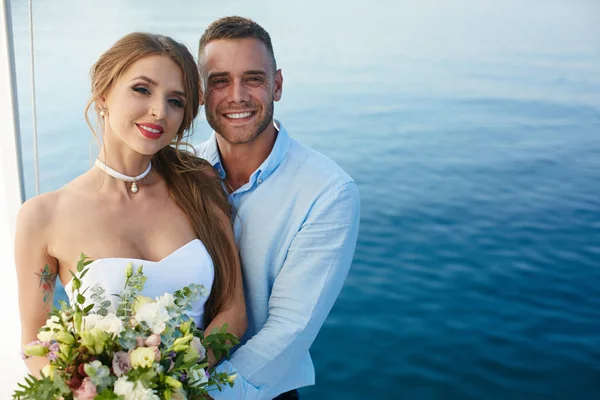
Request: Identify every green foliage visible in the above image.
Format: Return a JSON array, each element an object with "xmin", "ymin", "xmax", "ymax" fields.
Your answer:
[{"xmin": 12, "ymin": 375, "xmax": 63, "ymax": 400}]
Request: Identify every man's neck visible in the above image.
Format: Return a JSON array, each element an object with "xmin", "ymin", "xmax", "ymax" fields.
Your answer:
[{"xmin": 216, "ymin": 122, "xmax": 277, "ymax": 191}]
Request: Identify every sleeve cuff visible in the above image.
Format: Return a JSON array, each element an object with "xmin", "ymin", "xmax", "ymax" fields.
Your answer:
[{"xmin": 209, "ymin": 360, "xmax": 260, "ymax": 400}]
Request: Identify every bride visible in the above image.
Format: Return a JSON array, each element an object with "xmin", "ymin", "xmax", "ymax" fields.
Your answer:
[{"xmin": 14, "ymin": 32, "xmax": 246, "ymax": 377}]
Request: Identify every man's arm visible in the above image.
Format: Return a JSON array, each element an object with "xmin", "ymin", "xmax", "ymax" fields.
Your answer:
[{"xmin": 210, "ymin": 181, "xmax": 360, "ymax": 399}]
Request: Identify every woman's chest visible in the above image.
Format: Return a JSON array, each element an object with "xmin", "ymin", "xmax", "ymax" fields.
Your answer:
[{"xmin": 50, "ymin": 196, "xmax": 196, "ymax": 271}]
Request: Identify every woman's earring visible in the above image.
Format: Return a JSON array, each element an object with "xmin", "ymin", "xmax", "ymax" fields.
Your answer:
[{"xmin": 100, "ymin": 108, "xmax": 107, "ymax": 117}]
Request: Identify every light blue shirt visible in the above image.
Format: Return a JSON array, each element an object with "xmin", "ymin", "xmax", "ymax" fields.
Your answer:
[{"xmin": 196, "ymin": 120, "xmax": 360, "ymax": 399}]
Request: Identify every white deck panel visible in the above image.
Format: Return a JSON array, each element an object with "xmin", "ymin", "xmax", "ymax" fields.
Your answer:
[{"xmin": 1, "ymin": 0, "xmax": 28, "ymax": 394}]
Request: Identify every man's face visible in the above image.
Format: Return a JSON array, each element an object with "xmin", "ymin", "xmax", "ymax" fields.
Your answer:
[{"xmin": 199, "ymin": 38, "xmax": 282, "ymax": 145}]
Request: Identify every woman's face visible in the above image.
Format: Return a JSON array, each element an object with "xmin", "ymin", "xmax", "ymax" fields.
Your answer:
[{"xmin": 101, "ymin": 55, "xmax": 187, "ymax": 156}]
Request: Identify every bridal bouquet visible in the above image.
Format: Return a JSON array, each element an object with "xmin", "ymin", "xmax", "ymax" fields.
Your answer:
[{"xmin": 14, "ymin": 254, "xmax": 239, "ymax": 400}]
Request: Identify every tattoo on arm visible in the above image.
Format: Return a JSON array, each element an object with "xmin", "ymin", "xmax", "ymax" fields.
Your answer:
[{"xmin": 35, "ymin": 264, "xmax": 57, "ymax": 305}]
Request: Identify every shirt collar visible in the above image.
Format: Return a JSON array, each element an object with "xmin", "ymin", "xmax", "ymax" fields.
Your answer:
[
  {"xmin": 204, "ymin": 119, "xmax": 292, "ymax": 184},
  {"xmin": 203, "ymin": 131, "xmax": 226, "ymax": 179}
]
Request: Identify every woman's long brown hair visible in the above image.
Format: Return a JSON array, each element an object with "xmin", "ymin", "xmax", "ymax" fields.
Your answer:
[{"xmin": 84, "ymin": 32, "xmax": 236, "ymax": 326}]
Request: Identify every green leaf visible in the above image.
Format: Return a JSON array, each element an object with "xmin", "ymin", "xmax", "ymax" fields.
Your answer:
[
  {"xmin": 80, "ymin": 268, "xmax": 90, "ymax": 279},
  {"xmin": 72, "ymin": 278, "xmax": 81, "ymax": 290},
  {"xmin": 59, "ymin": 300, "xmax": 69, "ymax": 311},
  {"xmin": 94, "ymin": 389, "xmax": 123, "ymax": 399},
  {"xmin": 77, "ymin": 294, "xmax": 86, "ymax": 304},
  {"xmin": 83, "ymin": 304, "xmax": 94, "ymax": 313},
  {"xmin": 12, "ymin": 374, "xmax": 60, "ymax": 399}
]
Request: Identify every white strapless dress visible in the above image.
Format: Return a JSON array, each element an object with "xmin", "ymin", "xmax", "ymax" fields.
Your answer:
[{"xmin": 63, "ymin": 239, "xmax": 214, "ymax": 328}]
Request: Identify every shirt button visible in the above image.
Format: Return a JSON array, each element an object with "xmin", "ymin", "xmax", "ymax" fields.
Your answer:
[{"xmin": 258, "ymin": 179, "xmax": 263, "ymax": 184}]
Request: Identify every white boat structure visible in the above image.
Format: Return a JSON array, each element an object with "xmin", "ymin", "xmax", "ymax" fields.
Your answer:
[{"xmin": 1, "ymin": 0, "xmax": 31, "ymax": 395}]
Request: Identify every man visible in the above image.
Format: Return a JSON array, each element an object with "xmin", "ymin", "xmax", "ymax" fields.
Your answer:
[{"xmin": 196, "ymin": 16, "xmax": 360, "ymax": 399}]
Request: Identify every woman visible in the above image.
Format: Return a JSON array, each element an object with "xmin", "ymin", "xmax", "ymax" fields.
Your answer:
[{"xmin": 14, "ymin": 32, "xmax": 246, "ymax": 376}]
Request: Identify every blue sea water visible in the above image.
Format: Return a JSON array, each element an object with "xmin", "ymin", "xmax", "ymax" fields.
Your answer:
[{"xmin": 9, "ymin": 0, "xmax": 600, "ymax": 398}]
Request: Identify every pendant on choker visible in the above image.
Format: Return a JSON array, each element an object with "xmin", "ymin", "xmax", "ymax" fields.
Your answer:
[{"xmin": 94, "ymin": 159, "xmax": 152, "ymax": 193}]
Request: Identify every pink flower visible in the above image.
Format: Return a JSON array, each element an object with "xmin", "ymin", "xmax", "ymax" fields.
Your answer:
[
  {"xmin": 74, "ymin": 377, "xmax": 97, "ymax": 400},
  {"xmin": 112, "ymin": 351, "xmax": 131, "ymax": 377},
  {"xmin": 145, "ymin": 333, "xmax": 161, "ymax": 347},
  {"xmin": 136, "ymin": 336, "xmax": 145, "ymax": 347},
  {"xmin": 150, "ymin": 345, "xmax": 161, "ymax": 362}
]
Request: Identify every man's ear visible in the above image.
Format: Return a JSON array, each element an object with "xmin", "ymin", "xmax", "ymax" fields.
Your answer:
[
  {"xmin": 199, "ymin": 85, "xmax": 205, "ymax": 106},
  {"xmin": 273, "ymin": 69, "xmax": 283, "ymax": 102},
  {"xmin": 198, "ymin": 60, "xmax": 206, "ymax": 106}
]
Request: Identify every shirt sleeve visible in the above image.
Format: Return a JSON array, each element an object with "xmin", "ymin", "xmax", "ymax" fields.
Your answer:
[{"xmin": 210, "ymin": 181, "xmax": 361, "ymax": 399}]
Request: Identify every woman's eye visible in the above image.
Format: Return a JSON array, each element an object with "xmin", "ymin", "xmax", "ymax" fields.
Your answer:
[
  {"xmin": 133, "ymin": 87, "xmax": 150, "ymax": 95},
  {"xmin": 169, "ymin": 98, "xmax": 184, "ymax": 108}
]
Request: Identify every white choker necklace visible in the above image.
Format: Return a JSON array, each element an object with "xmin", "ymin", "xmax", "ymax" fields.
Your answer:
[{"xmin": 94, "ymin": 159, "xmax": 152, "ymax": 193}]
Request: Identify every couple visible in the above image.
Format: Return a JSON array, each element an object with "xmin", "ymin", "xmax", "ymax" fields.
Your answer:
[{"xmin": 15, "ymin": 16, "xmax": 360, "ymax": 399}]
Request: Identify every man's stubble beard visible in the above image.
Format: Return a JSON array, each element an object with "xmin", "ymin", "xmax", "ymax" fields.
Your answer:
[{"xmin": 206, "ymin": 100, "xmax": 274, "ymax": 145}]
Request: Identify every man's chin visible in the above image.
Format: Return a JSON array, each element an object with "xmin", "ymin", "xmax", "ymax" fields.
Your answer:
[
  {"xmin": 214, "ymin": 124, "xmax": 262, "ymax": 145},
  {"xmin": 220, "ymin": 132, "xmax": 260, "ymax": 145},
  {"xmin": 210, "ymin": 114, "xmax": 272, "ymax": 145}
]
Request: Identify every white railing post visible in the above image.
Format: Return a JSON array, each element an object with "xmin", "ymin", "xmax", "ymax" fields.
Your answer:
[{"xmin": 0, "ymin": 0, "xmax": 28, "ymax": 393}]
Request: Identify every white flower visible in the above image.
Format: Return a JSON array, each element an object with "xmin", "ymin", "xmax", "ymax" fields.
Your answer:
[
  {"xmin": 132, "ymin": 296, "xmax": 154, "ymax": 314},
  {"xmin": 37, "ymin": 315, "xmax": 62, "ymax": 342},
  {"xmin": 113, "ymin": 377, "xmax": 135, "ymax": 394},
  {"xmin": 114, "ymin": 377, "xmax": 160, "ymax": 400},
  {"xmin": 37, "ymin": 330, "xmax": 53, "ymax": 343},
  {"xmin": 93, "ymin": 313, "xmax": 123, "ymax": 336},
  {"xmin": 189, "ymin": 366, "xmax": 209, "ymax": 387},
  {"xmin": 83, "ymin": 314, "xmax": 101, "ymax": 330},
  {"xmin": 130, "ymin": 384, "xmax": 160, "ymax": 400},
  {"xmin": 156, "ymin": 292, "xmax": 175, "ymax": 309},
  {"xmin": 135, "ymin": 302, "xmax": 170, "ymax": 334},
  {"xmin": 83, "ymin": 313, "xmax": 123, "ymax": 336},
  {"xmin": 190, "ymin": 337, "xmax": 206, "ymax": 360}
]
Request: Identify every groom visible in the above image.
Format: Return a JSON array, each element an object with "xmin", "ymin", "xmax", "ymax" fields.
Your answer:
[{"xmin": 196, "ymin": 16, "xmax": 360, "ymax": 399}]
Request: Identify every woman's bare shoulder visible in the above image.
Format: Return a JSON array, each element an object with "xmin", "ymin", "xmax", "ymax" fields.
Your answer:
[
  {"xmin": 17, "ymin": 181, "xmax": 88, "ymax": 231},
  {"xmin": 17, "ymin": 190, "xmax": 62, "ymax": 228}
]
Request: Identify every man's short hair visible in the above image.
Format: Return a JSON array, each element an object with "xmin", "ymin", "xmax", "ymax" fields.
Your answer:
[{"xmin": 198, "ymin": 16, "xmax": 277, "ymax": 72}]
